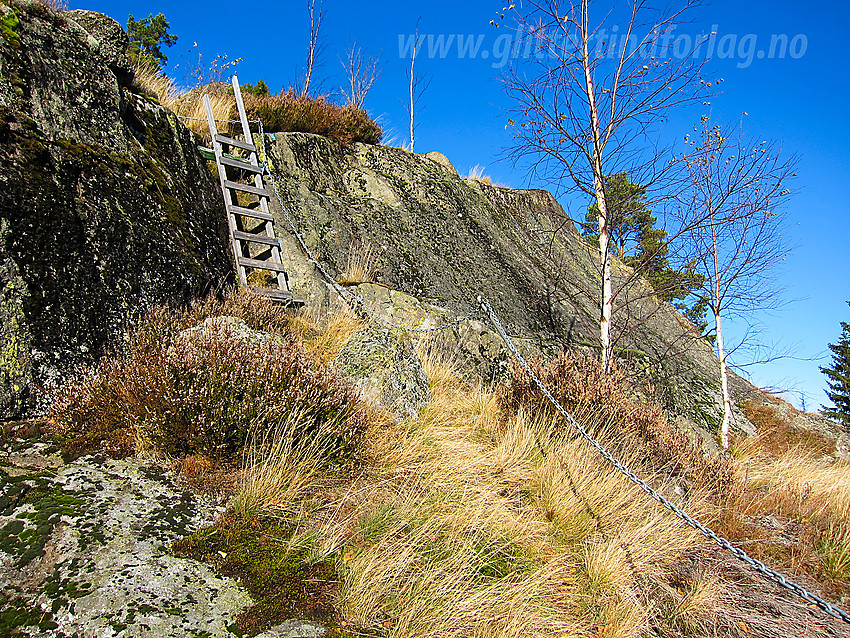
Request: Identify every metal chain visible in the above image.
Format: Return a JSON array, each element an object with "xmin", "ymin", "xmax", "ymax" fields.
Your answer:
[
  {"xmin": 253, "ymin": 128, "xmax": 481, "ymax": 333},
  {"xmin": 477, "ymin": 295, "xmax": 850, "ymax": 625}
]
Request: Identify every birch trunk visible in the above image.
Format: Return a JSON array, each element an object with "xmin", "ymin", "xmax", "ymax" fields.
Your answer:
[
  {"xmin": 714, "ymin": 308, "xmax": 733, "ymax": 448},
  {"xmin": 596, "ymin": 181, "xmax": 613, "ymax": 371},
  {"xmin": 580, "ymin": 0, "xmax": 613, "ymax": 370},
  {"xmin": 408, "ymin": 49, "xmax": 415, "ymax": 152}
]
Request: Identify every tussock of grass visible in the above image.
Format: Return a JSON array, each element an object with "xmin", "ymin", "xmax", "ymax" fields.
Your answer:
[
  {"xmin": 337, "ymin": 243, "xmax": 376, "ymax": 286},
  {"xmin": 233, "ymin": 409, "xmax": 346, "ymax": 520},
  {"xmin": 308, "ymin": 348, "xmax": 713, "ymax": 637}
]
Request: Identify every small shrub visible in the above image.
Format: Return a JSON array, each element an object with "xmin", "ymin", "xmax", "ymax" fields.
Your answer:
[
  {"xmin": 242, "ymin": 79, "xmax": 270, "ymax": 96},
  {"xmin": 499, "ymin": 349, "xmax": 732, "ymax": 490},
  {"xmin": 242, "ymin": 91, "xmax": 382, "ymax": 145},
  {"xmin": 50, "ymin": 291, "xmax": 365, "ymax": 463}
]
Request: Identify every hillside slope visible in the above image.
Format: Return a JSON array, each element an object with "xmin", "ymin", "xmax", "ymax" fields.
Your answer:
[{"xmin": 264, "ymin": 132, "xmax": 780, "ymax": 446}]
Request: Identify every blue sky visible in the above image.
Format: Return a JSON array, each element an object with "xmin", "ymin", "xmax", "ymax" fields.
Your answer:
[{"xmin": 75, "ymin": 0, "xmax": 849, "ymax": 411}]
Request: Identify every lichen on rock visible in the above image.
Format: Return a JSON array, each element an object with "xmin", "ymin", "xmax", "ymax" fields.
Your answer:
[{"xmin": 335, "ymin": 323, "xmax": 430, "ymax": 421}]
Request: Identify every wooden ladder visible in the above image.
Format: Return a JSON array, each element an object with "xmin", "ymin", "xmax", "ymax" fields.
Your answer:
[{"xmin": 203, "ymin": 76, "xmax": 301, "ymax": 305}]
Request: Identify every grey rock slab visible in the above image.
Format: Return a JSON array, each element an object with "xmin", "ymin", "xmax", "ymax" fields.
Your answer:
[
  {"xmin": 0, "ymin": 444, "xmax": 252, "ymax": 637},
  {"xmin": 257, "ymin": 619, "xmax": 327, "ymax": 638}
]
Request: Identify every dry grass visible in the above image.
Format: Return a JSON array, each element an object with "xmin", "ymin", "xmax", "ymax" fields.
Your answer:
[
  {"xmin": 232, "ymin": 409, "xmax": 346, "ymax": 520},
  {"xmin": 464, "ymin": 164, "xmax": 493, "ymax": 183},
  {"xmin": 500, "ymin": 351, "xmax": 732, "ymax": 492},
  {"xmin": 131, "ymin": 62, "xmax": 233, "ymax": 140},
  {"xmin": 337, "ymin": 243, "xmax": 377, "ymax": 286},
  {"xmin": 305, "ymin": 310, "xmax": 365, "ymax": 365},
  {"xmin": 704, "ymin": 401, "xmax": 850, "ymax": 599},
  {"xmin": 131, "ymin": 63, "xmax": 382, "ymax": 144},
  {"xmin": 223, "ymin": 342, "xmax": 724, "ymax": 637},
  {"xmin": 464, "ymin": 164, "xmax": 508, "ymax": 187}
]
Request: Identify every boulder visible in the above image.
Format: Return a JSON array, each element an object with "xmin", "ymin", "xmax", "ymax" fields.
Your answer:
[{"xmin": 335, "ymin": 323, "xmax": 430, "ymax": 421}]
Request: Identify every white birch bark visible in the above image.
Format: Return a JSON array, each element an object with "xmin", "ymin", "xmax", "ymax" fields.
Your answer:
[{"xmin": 714, "ymin": 308, "xmax": 733, "ymax": 449}]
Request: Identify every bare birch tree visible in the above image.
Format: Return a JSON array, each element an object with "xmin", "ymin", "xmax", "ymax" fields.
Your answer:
[
  {"xmin": 302, "ymin": 0, "xmax": 323, "ymax": 97},
  {"xmin": 404, "ymin": 19, "xmax": 430, "ymax": 152},
  {"xmin": 340, "ymin": 43, "xmax": 381, "ymax": 109},
  {"xmin": 676, "ymin": 116, "xmax": 796, "ymax": 448},
  {"xmin": 504, "ymin": 0, "xmax": 710, "ymax": 370}
]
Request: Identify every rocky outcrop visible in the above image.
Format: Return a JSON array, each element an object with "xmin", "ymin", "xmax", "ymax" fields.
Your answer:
[
  {"xmin": 264, "ymin": 132, "xmax": 765, "ymax": 441},
  {"xmin": 0, "ymin": 2, "xmax": 233, "ymax": 418},
  {"xmin": 0, "ymin": 437, "xmax": 250, "ymax": 636}
]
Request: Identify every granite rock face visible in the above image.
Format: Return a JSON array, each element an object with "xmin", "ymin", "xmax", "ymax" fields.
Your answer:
[
  {"xmin": 0, "ymin": 2, "xmax": 233, "ymax": 418},
  {"xmin": 263, "ymin": 132, "xmax": 764, "ymax": 442}
]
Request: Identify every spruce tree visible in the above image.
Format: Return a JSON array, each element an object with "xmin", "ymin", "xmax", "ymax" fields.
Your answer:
[{"xmin": 821, "ymin": 304, "xmax": 850, "ymax": 428}]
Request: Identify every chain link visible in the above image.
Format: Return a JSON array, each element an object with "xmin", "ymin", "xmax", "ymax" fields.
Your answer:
[{"xmin": 477, "ymin": 295, "xmax": 850, "ymax": 625}]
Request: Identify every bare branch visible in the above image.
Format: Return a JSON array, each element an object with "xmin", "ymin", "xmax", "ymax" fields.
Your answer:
[{"xmin": 340, "ymin": 43, "xmax": 381, "ymax": 109}]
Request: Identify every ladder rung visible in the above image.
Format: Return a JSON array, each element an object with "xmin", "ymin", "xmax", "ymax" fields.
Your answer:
[
  {"xmin": 248, "ymin": 286, "xmax": 295, "ymax": 303},
  {"xmin": 224, "ymin": 180, "xmax": 269, "ymax": 198},
  {"xmin": 238, "ymin": 257, "xmax": 289, "ymax": 273},
  {"xmin": 233, "ymin": 230, "xmax": 281, "ymax": 246},
  {"xmin": 220, "ymin": 156, "xmax": 264, "ymax": 173},
  {"xmin": 214, "ymin": 134, "xmax": 256, "ymax": 151},
  {"xmin": 227, "ymin": 204, "xmax": 274, "ymax": 222}
]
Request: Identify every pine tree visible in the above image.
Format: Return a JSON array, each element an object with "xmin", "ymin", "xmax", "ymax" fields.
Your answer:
[
  {"xmin": 582, "ymin": 173, "xmax": 704, "ymax": 304},
  {"xmin": 821, "ymin": 304, "xmax": 850, "ymax": 428},
  {"xmin": 126, "ymin": 13, "xmax": 177, "ymax": 69}
]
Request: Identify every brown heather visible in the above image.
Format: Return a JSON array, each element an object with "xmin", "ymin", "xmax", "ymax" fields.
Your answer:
[
  {"xmin": 49, "ymin": 290, "xmax": 366, "ymax": 463},
  {"xmin": 131, "ymin": 64, "xmax": 382, "ymax": 146}
]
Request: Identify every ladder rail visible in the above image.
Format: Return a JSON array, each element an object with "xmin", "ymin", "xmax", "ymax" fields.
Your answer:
[
  {"xmin": 205, "ymin": 94, "xmax": 249, "ymax": 288},
  {"xmin": 231, "ymin": 77, "xmax": 287, "ymax": 291},
  {"xmin": 203, "ymin": 76, "xmax": 299, "ymax": 304}
]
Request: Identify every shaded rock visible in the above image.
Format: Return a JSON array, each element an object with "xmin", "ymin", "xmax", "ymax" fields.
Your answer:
[
  {"xmin": 0, "ymin": 1, "xmax": 233, "ymax": 418},
  {"xmin": 335, "ymin": 323, "xmax": 430, "ymax": 420},
  {"xmin": 65, "ymin": 10, "xmax": 133, "ymax": 86},
  {"xmin": 330, "ymin": 283, "xmax": 517, "ymax": 384}
]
